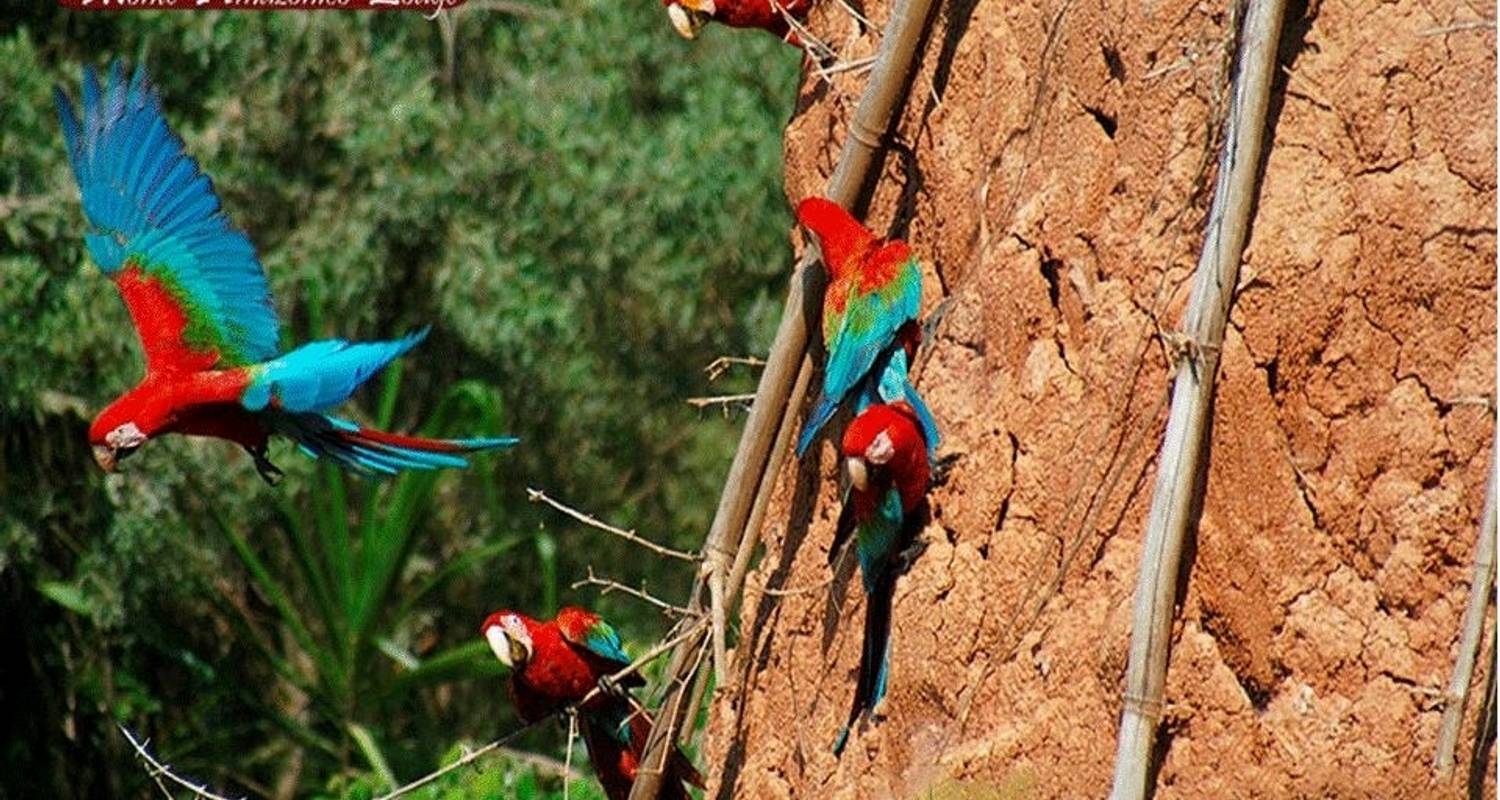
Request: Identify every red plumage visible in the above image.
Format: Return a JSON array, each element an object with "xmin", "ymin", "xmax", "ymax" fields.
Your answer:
[
  {"xmin": 480, "ymin": 608, "xmax": 703, "ymax": 800},
  {"xmin": 842, "ymin": 401, "xmax": 930, "ymax": 514},
  {"xmin": 663, "ymin": 0, "xmax": 817, "ymax": 45}
]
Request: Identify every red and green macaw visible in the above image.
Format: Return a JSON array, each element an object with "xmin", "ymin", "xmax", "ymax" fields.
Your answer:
[
  {"xmin": 481, "ymin": 607, "xmax": 704, "ymax": 800},
  {"xmin": 56, "ymin": 63, "xmax": 515, "ymax": 483},
  {"xmin": 829, "ymin": 401, "xmax": 930, "ymax": 755},
  {"xmin": 795, "ymin": 196, "xmax": 941, "ymax": 460},
  {"xmin": 664, "ymin": 0, "xmax": 816, "ymax": 44}
]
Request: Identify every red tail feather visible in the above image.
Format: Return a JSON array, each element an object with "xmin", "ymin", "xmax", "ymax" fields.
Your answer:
[{"xmin": 343, "ymin": 426, "xmax": 468, "ymax": 453}]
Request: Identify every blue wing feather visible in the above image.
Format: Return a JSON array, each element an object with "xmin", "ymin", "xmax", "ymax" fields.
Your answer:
[
  {"xmin": 242, "ymin": 329, "xmax": 428, "ymax": 413},
  {"xmin": 580, "ymin": 621, "xmax": 632, "ymax": 666},
  {"xmin": 797, "ymin": 260, "xmax": 922, "ymax": 456},
  {"xmin": 57, "ymin": 62, "xmax": 280, "ymax": 368}
]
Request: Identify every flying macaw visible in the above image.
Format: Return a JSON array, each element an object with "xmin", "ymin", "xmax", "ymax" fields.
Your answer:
[
  {"xmin": 829, "ymin": 401, "xmax": 930, "ymax": 755},
  {"xmin": 481, "ymin": 607, "xmax": 704, "ymax": 800},
  {"xmin": 795, "ymin": 196, "xmax": 941, "ymax": 460},
  {"xmin": 664, "ymin": 0, "xmax": 816, "ymax": 44},
  {"xmin": 56, "ymin": 63, "xmax": 515, "ymax": 483}
]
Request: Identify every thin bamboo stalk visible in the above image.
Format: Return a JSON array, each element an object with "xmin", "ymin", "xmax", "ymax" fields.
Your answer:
[
  {"xmin": 1107, "ymin": 0, "xmax": 1288, "ymax": 797},
  {"xmin": 1435, "ymin": 443, "xmax": 1497, "ymax": 776},
  {"xmin": 625, "ymin": 0, "xmax": 939, "ymax": 792}
]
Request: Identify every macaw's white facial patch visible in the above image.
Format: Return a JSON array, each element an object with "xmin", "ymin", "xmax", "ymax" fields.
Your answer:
[
  {"xmin": 864, "ymin": 431, "xmax": 896, "ymax": 465},
  {"xmin": 846, "ymin": 457, "xmax": 869, "ymax": 492},
  {"xmin": 106, "ymin": 422, "xmax": 147, "ymax": 449},
  {"xmin": 486, "ymin": 626, "xmax": 514, "ymax": 666}
]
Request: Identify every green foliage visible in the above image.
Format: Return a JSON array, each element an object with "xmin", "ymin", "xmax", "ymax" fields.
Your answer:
[
  {"xmin": 321, "ymin": 744, "xmax": 609, "ymax": 800},
  {"xmin": 0, "ymin": 4, "xmax": 798, "ymax": 797}
]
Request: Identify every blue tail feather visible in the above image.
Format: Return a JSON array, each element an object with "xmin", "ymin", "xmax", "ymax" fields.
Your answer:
[{"xmin": 266, "ymin": 411, "xmax": 515, "ymax": 476}]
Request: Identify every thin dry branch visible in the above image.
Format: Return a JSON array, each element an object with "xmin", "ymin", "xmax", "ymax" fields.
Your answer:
[
  {"xmin": 563, "ymin": 712, "xmax": 578, "ymax": 800},
  {"xmin": 494, "ymin": 747, "xmax": 584, "ymax": 781},
  {"xmin": 685, "ymin": 393, "xmax": 757, "ymax": 411},
  {"xmin": 527, "ymin": 488, "xmax": 699, "ymax": 562},
  {"xmin": 119, "ymin": 725, "xmax": 246, "ymax": 800},
  {"xmin": 573, "ymin": 567, "xmax": 693, "ymax": 617},
  {"xmin": 704, "ymin": 356, "xmax": 767, "ymax": 381},
  {"xmin": 625, "ymin": 0, "xmax": 941, "ymax": 792},
  {"xmin": 1108, "ymin": 0, "xmax": 1289, "ymax": 798},
  {"xmin": 1435, "ymin": 446, "xmax": 1497, "ymax": 776}
]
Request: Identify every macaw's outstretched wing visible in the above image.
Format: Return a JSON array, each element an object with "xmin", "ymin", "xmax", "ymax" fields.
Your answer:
[
  {"xmin": 56, "ymin": 62, "xmax": 279, "ymax": 373},
  {"xmin": 556, "ymin": 607, "xmax": 643, "ymax": 687}
]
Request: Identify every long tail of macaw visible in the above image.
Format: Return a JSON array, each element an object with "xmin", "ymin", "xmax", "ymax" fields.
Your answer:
[
  {"xmin": 833, "ymin": 567, "xmax": 896, "ymax": 756},
  {"xmin": 580, "ymin": 699, "xmax": 704, "ymax": 800},
  {"xmin": 274, "ymin": 413, "xmax": 516, "ymax": 474},
  {"xmin": 244, "ymin": 329, "xmax": 516, "ymax": 474}
]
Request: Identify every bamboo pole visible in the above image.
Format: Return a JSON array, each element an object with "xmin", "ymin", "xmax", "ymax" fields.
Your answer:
[
  {"xmin": 1107, "ymin": 1, "xmax": 1288, "ymax": 797},
  {"xmin": 1435, "ymin": 443, "xmax": 1497, "ymax": 776},
  {"xmin": 625, "ymin": 0, "xmax": 939, "ymax": 793}
]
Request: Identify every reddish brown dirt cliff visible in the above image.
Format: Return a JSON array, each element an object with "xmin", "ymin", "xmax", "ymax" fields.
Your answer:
[{"xmin": 703, "ymin": 0, "xmax": 1497, "ymax": 796}]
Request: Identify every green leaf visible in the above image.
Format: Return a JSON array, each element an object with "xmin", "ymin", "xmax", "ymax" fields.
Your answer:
[{"xmin": 36, "ymin": 580, "xmax": 97, "ymax": 618}]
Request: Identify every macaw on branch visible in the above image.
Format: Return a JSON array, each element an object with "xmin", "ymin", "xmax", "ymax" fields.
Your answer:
[
  {"xmin": 481, "ymin": 607, "xmax": 704, "ymax": 800},
  {"xmin": 795, "ymin": 196, "xmax": 941, "ymax": 460},
  {"xmin": 829, "ymin": 401, "xmax": 930, "ymax": 755},
  {"xmin": 56, "ymin": 63, "xmax": 515, "ymax": 483},
  {"xmin": 664, "ymin": 0, "xmax": 816, "ymax": 44}
]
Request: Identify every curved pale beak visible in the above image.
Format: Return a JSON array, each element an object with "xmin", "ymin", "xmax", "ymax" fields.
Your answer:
[
  {"xmin": 666, "ymin": 0, "xmax": 715, "ymax": 38},
  {"xmin": 93, "ymin": 446, "xmax": 117, "ymax": 473},
  {"xmin": 846, "ymin": 457, "xmax": 869, "ymax": 492},
  {"xmin": 485, "ymin": 626, "xmax": 513, "ymax": 667}
]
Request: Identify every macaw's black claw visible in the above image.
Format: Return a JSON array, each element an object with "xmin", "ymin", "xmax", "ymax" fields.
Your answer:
[
  {"xmin": 895, "ymin": 536, "xmax": 928, "ymax": 575},
  {"xmin": 596, "ymin": 674, "xmax": 627, "ymax": 701},
  {"xmin": 248, "ymin": 446, "xmax": 284, "ymax": 486},
  {"xmin": 929, "ymin": 451, "xmax": 963, "ymax": 487}
]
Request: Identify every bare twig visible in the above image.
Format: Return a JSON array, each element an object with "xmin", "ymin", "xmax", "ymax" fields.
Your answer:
[
  {"xmin": 563, "ymin": 712, "xmax": 577, "ymax": 800},
  {"xmin": 573, "ymin": 567, "xmax": 693, "ymax": 618},
  {"xmin": 817, "ymin": 55, "xmax": 879, "ymax": 76},
  {"xmin": 626, "ymin": 0, "xmax": 942, "ymax": 793},
  {"xmin": 686, "ymin": 393, "xmax": 757, "ymax": 411},
  {"xmin": 119, "ymin": 726, "xmax": 246, "ymax": 800},
  {"xmin": 1109, "ymin": 1, "xmax": 1288, "ymax": 798},
  {"xmin": 1435, "ymin": 445, "xmax": 1497, "ymax": 776},
  {"xmin": 774, "ymin": 0, "xmax": 837, "ymax": 63},
  {"xmin": 832, "ymin": 0, "xmax": 875, "ymax": 29},
  {"xmin": 494, "ymin": 747, "xmax": 584, "ymax": 781},
  {"xmin": 375, "ymin": 740, "xmax": 510, "ymax": 800},
  {"xmin": 527, "ymin": 488, "xmax": 699, "ymax": 562},
  {"xmin": 704, "ymin": 356, "xmax": 767, "ymax": 381}
]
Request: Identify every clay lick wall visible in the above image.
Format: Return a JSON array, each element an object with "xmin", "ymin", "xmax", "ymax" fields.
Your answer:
[{"xmin": 704, "ymin": 0, "xmax": 1497, "ymax": 797}]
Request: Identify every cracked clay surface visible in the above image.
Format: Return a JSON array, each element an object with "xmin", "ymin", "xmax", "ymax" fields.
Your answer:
[{"xmin": 703, "ymin": 0, "xmax": 1496, "ymax": 797}]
